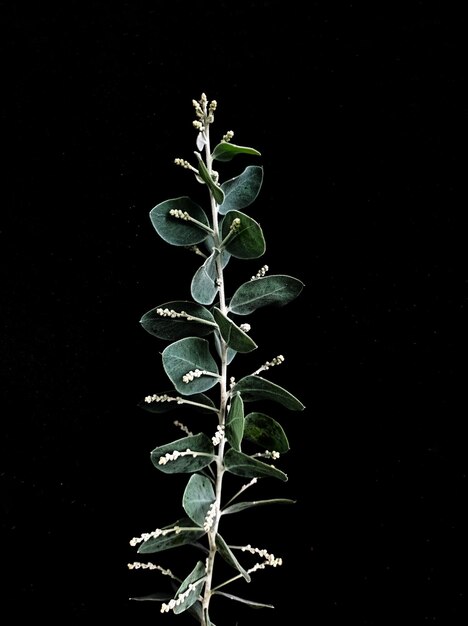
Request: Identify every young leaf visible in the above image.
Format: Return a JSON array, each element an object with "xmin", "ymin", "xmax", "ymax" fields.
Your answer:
[
  {"xmin": 150, "ymin": 433, "xmax": 214, "ymax": 474},
  {"xmin": 173, "ymin": 561, "xmax": 206, "ymax": 615},
  {"xmin": 215, "ymin": 534, "xmax": 251, "ymax": 582},
  {"xmin": 191, "ymin": 252, "xmax": 219, "ymax": 305},
  {"xmin": 225, "ymin": 392, "xmax": 244, "ymax": 452},
  {"xmin": 213, "ymin": 591, "xmax": 274, "ymax": 609},
  {"xmin": 213, "ymin": 307, "xmax": 257, "ymax": 353},
  {"xmin": 222, "ymin": 498, "xmax": 296, "ymax": 516},
  {"xmin": 140, "ymin": 301, "xmax": 216, "ymax": 341},
  {"xmin": 219, "ymin": 165, "xmax": 264, "ymax": 215},
  {"xmin": 137, "ymin": 517, "xmax": 205, "ymax": 554},
  {"xmin": 183, "ymin": 474, "xmax": 215, "ymax": 526},
  {"xmin": 229, "ymin": 274, "xmax": 304, "ymax": 315},
  {"xmin": 194, "ymin": 152, "xmax": 225, "ymax": 205},
  {"xmin": 150, "ymin": 197, "xmax": 210, "ymax": 246},
  {"xmin": 221, "ymin": 210, "xmax": 265, "ymax": 259},
  {"xmin": 233, "ymin": 376, "xmax": 305, "ymax": 411},
  {"xmin": 162, "ymin": 337, "xmax": 219, "ymax": 395},
  {"xmin": 211, "ymin": 141, "xmax": 261, "ymax": 162},
  {"xmin": 244, "ymin": 412, "xmax": 290, "ymax": 452},
  {"xmin": 224, "ymin": 449, "xmax": 288, "ymax": 481}
]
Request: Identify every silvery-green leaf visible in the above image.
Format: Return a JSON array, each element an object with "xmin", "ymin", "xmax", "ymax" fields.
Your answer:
[
  {"xmin": 173, "ymin": 561, "xmax": 206, "ymax": 615},
  {"xmin": 219, "ymin": 165, "xmax": 264, "ymax": 215},
  {"xmin": 213, "ymin": 591, "xmax": 274, "ymax": 609},
  {"xmin": 183, "ymin": 474, "xmax": 215, "ymax": 526},
  {"xmin": 221, "ymin": 210, "xmax": 265, "ymax": 259},
  {"xmin": 225, "ymin": 392, "xmax": 244, "ymax": 452},
  {"xmin": 222, "ymin": 498, "xmax": 296, "ymax": 516},
  {"xmin": 191, "ymin": 252, "xmax": 219, "ymax": 305},
  {"xmin": 141, "ymin": 301, "xmax": 216, "ymax": 340},
  {"xmin": 194, "ymin": 152, "xmax": 224, "ymax": 205},
  {"xmin": 224, "ymin": 449, "xmax": 287, "ymax": 481},
  {"xmin": 216, "ymin": 534, "xmax": 251, "ymax": 582},
  {"xmin": 229, "ymin": 275, "xmax": 304, "ymax": 315},
  {"xmin": 211, "ymin": 142, "xmax": 261, "ymax": 162},
  {"xmin": 150, "ymin": 197, "xmax": 210, "ymax": 246},
  {"xmin": 162, "ymin": 337, "xmax": 219, "ymax": 395},
  {"xmin": 233, "ymin": 376, "xmax": 305, "ymax": 411},
  {"xmin": 244, "ymin": 412, "xmax": 290, "ymax": 452},
  {"xmin": 150, "ymin": 433, "xmax": 214, "ymax": 474},
  {"xmin": 213, "ymin": 307, "xmax": 257, "ymax": 353}
]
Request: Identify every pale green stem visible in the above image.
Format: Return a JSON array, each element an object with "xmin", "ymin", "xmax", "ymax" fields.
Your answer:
[{"xmin": 200, "ymin": 109, "xmax": 229, "ymax": 626}]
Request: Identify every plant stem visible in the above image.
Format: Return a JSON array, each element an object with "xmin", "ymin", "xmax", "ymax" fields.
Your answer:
[{"xmin": 200, "ymin": 114, "xmax": 229, "ymax": 626}]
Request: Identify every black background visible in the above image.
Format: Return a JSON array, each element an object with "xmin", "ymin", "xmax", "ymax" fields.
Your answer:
[{"xmin": 1, "ymin": 1, "xmax": 467, "ymax": 624}]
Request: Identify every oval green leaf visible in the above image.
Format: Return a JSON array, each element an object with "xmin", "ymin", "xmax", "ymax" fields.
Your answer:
[
  {"xmin": 213, "ymin": 307, "xmax": 257, "ymax": 353},
  {"xmin": 162, "ymin": 337, "xmax": 219, "ymax": 395},
  {"xmin": 173, "ymin": 561, "xmax": 206, "ymax": 614},
  {"xmin": 225, "ymin": 392, "xmax": 244, "ymax": 452},
  {"xmin": 221, "ymin": 210, "xmax": 265, "ymax": 259},
  {"xmin": 182, "ymin": 474, "xmax": 215, "ymax": 526},
  {"xmin": 140, "ymin": 301, "xmax": 216, "ymax": 341},
  {"xmin": 150, "ymin": 433, "xmax": 214, "ymax": 474},
  {"xmin": 224, "ymin": 449, "xmax": 287, "ymax": 481},
  {"xmin": 229, "ymin": 275, "xmax": 304, "ymax": 315},
  {"xmin": 137, "ymin": 517, "xmax": 205, "ymax": 554},
  {"xmin": 219, "ymin": 165, "xmax": 264, "ymax": 215},
  {"xmin": 211, "ymin": 142, "xmax": 261, "ymax": 162},
  {"xmin": 150, "ymin": 197, "xmax": 210, "ymax": 246},
  {"xmin": 191, "ymin": 252, "xmax": 219, "ymax": 305},
  {"xmin": 233, "ymin": 376, "xmax": 305, "ymax": 411},
  {"xmin": 244, "ymin": 412, "xmax": 290, "ymax": 452}
]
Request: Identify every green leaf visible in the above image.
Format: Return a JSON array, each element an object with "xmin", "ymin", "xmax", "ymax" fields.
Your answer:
[
  {"xmin": 139, "ymin": 392, "xmax": 217, "ymax": 414},
  {"xmin": 194, "ymin": 152, "xmax": 225, "ymax": 205},
  {"xmin": 219, "ymin": 165, "xmax": 264, "ymax": 215},
  {"xmin": 173, "ymin": 561, "xmax": 206, "ymax": 615},
  {"xmin": 183, "ymin": 474, "xmax": 215, "ymax": 526},
  {"xmin": 213, "ymin": 591, "xmax": 274, "ymax": 609},
  {"xmin": 212, "ymin": 307, "xmax": 257, "ymax": 353},
  {"xmin": 150, "ymin": 197, "xmax": 210, "ymax": 246},
  {"xmin": 138, "ymin": 517, "xmax": 205, "ymax": 554},
  {"xmin": 222, "ymin": 498, "xmax": 296, "ymax": 516},
  {"xmin": 229, "ymin": 274, "xmax": 304, "ymax": 315},
  {"xmin": 191, "ymin": 252, "xmax": 219, "ymax": 305},
  {"xmin": 221, "ymin": 210, "xmax": 265, "ymax": 259},
  {"xmin": 130, "ymin": 592, "xmax": 174, "ymax": 602},
  {"xmin": 150, "ymin": 433, "xmax": 214, "ymax": 474},
  {"xmin": 214, "ymin": 333, "xmax": 237, "ymax": 365},
  {"xmin": 225, "ymin": 392, "xmax": 244, "ymax": 452},
  {"xmin": 216, "ymin": 534, "xmax": 251, "ymax": 582},
  {"xmin": 140, "ymin": 301, "xmax": 216, "ymax": 341},
  {"xmin": 234, "ymin": 376, "xmax": 305, "ymax": 411},
  {"xmin": 211, "ymin": 141, "xmax": 261, "ymax": 162},
  {"xmin": 162, "ymin": 337, "xmax": 219, "ymax": 395},
  {"xmin": 244, "ymin": 412, "xmax": 290, "ymax": 452},
  {"xmin": 224, "ymin": 449, "xmax": 288, "ymax": 481}
]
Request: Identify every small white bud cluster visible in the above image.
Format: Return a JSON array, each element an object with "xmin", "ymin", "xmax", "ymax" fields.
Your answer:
[
  {"xmin": 144, "ymin": 393, "xmax": 184, "ymax": 405},
  {"xmin": 211, "ymin": 424, "xmax": 225, "ymax": 446},
  {"xmin": 174, "ymin": 158, "xmax": 193, "ymax": 169},
  {"xmin": 203, "ymin": 502, "xmax": 217, "ymax": 532},
  {"xmin": 173, "ymin": 420, "xmax": 193, "ymax": 436},
  {"xmin": 127, "ymin": 562, "xmax": 175, "ymax": 578},
  {"xmin": 156, "ymin": 307, "xmax": 186, "ymax": 319},
  {"xmin": 129, "ymin": 525, "xmax": 180, "ymax": 547},
  {"xmin": 230, "ymin": 217, "xmax": 241, "ymax": 232},
  {"xmin": 161, "ymin": 578, "xmax": 204, "ymax": 614},
  {"xmin": 254, "ymin": 354, "xmax": 285, "ymax": 376},
  {"xmin": 251, "ymin": 264, "xmax": 269, "ymax": 280},
  {"xmin": 192, "ymin": 119, "xmax": 205, "ymax": 132},
  {"xmin": 209, "ymin": 100, "xmax": 217, "ymax": 112},
  {"xmin": 169, "ymin": 208, "xmax": 190, "ymax": 220},
  {"xmin": 182, "ymin": 368, "xmax": 206, "ymax": 383},
  {"xmin": 239, "ymin": 323, "xmax": 251, "ymax": 332},
  {"xmin": 259, "ymin": 450, "xmax": 280, "ymax": 460},
  {"xmin": 158, "ymin": 449, "xmax": 199, "ymax": 465},
  {"xmin": 240, "ymin": 477, "xmax": 258, "ymax": 492},
  {"xmin": 229, "ymin": 376, "xmax": 236, "ymax": 389},
  {"xmin": 223, "ymin": 130, "xmax": 234, "ymax": 142},
  {"xmin": 241, "ymin": 544, "xmax": 283, "ymax": 570}
]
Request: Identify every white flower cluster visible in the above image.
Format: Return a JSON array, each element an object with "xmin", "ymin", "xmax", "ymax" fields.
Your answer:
[
  {"xmin": 169, "ymin": 208, "xmax": 190, "ymax": 220},
  {"xmin": 239, "ymin": 323, "xmax": 251, "ymax": 332},
  {"xmin": 229, "ymin": 376, "xmax": 236, "ymax": 389},
  {"xmin": 127, "ymin": 562, "xmax": 175, "ymax": 578},
  {"xmin": 251, "ymin": 264, "xmax": 269, "ymax": 280},
  {"xmin": 158, "ymin": 448, "xmax": 199, "ymax": 465},
  {"xmin": 182, "ymin": 368, "xmax": 207, "ymax": 383},
  {"xmin": 223, "ymin": 130, "xmax": 234, "ymax": 142},
  {"xmin": 156, "ymin": 307, "xmax": 187, "ymax": 319},
  {"xmin": 230, "ymin": 217, "xmax": 241, "ymax": 232},
  {"xmin": 254, "ymin": 354, "xmax": 285, "ymax": 376},
  {"xmin": 174, "ymin": 158, "xmax": 194, "ymax": 170},
  {"xmin": 211, "ymin": 424, "xmax": 225, "ymax": 446},
  {"xmin": 241, "ymin": 544, "xmax": 283, "ymax": 570},
  {"xmin": 203, "ymin": 502, "xmax": 217, "ymax": 532},
  {"xmin": 144, "ymin": 393, "xmax": 183, "ymax": 405},
  {"xmin": 129, "ymin": 525, "xmax": 181, "ymax": 547}
]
